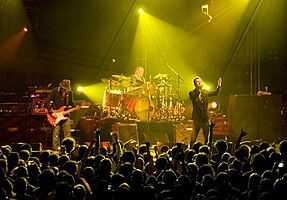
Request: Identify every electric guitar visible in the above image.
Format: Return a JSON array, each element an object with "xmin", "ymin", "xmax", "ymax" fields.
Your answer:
[{"xmin": 46, "ymin": 105, "xmax": 81, "ymax": 126}]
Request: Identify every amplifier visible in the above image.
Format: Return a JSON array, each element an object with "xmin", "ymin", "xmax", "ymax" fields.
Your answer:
[
  {"xmin": 29, "ymin": 86, "xmax": 52, "ymax": 94},
  {"xmin": 31, "ymin": 98, "xmax": 47, "ymax": 115},
  {"xmin": 34, "ymin": 89, "xmax": 52, "ymax": 94},
  {"xmin": 0, "ymin": 103, "xmax": 27, "ymax": 114}
]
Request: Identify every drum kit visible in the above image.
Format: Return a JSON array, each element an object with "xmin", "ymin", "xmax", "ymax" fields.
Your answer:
[{"xmin": 102, "ymin": 73, "xmax": 185, "ymax": 121}]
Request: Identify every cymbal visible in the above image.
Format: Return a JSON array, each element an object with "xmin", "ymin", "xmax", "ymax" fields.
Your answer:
[
  {"xmin": 112, "ymin": 74, "xmax": 130, "ymax": 80},
  {"xmin": 119, "ymin": 79, "xmax": 133, "ymax": 87},
  {"xmin": 153, "ymin": 73, "xmax": 168, "ymax": 79},
  {"xmin": 157, "ymin": 82, "xmax": 172, "ymax": 87},
  {"xmin": 101, "ymin": 78, "xmax": 120, "ymax": 85},
  {"xmin": 101, "ymin": 78, "xmax": 110, "ymax": 83}
]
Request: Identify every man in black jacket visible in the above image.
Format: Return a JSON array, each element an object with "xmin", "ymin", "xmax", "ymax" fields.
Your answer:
[
  {"xmin": 45, "ymin": 79, "xmax": 77, "ymax": 150},
  {"xmin": 189, "ymin": 77, "xmax": 222, "ymax": 146}
]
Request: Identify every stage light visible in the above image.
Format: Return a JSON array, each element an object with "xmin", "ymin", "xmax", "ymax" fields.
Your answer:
[
  {"xmin": 77, "ymin": 86, "xmax": 84, "ymax": 92},
  {"xmin": 211, "ymin": 101, "xmax": 218, "ymax": 109},
  {"xmin": 201, "ymin": 4, "xmax": 212, "ymax": 23},
  {"xmin": 23, "ymin": 27, "xmax": 28, "ymax": 32},
  {"xmin": 208, "ymin": 101, "xmax": 220, "ymax": 112},
  {"xmin": 201, "ymin": 4, "xmax": 209, "ymax": 14},
  {"xmin": 138, "ymin": 8, "xmax": 144, "ymax": 15},
  {"xmin": 203, "ymin": 85, "xmax": 211, "ymax": 91}
]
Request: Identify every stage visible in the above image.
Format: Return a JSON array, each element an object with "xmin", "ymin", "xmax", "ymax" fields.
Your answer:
[{"xmin": 0, "ymin": 93, "xmax": 286, "ymax": 151}]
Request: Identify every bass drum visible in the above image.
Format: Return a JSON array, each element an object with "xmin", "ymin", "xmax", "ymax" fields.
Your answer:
[{"xmin": 135, "ymin": 97, "xmax": 155, "ymax": 121}]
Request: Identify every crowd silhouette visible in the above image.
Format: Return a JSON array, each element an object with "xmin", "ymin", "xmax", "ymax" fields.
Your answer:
[{"xmin": 0, "ymin": 127, "xmax": 287, "ymax": 200}]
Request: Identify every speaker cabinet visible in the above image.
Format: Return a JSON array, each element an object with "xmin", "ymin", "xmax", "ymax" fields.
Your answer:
[
  {"xmin": 0, "ymin": 114, "xmax": 54, "ymax": 149},
  {"xmin": 0, "ymin": 115, "xmax": 27, "ymax": 146},
  {"xmin": 111, "ymin": 123, "xmax": 138, "ymax": 144},
  {"xmin": 28, "ymin": 115, "xmax": 53, "ymax": 150},
  {"xmin": 136, "ymin": 121, "xmax": 175, "ymax": 145},
  {"xmin": 228, "ymin": 95, "xmax": 283, "ymax": 142}
]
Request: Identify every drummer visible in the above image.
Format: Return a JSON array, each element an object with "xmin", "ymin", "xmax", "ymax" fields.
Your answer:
[
  {"xmin": 129, "ymin": 65, "xmax": 146, "ymax": 95},
  {"xmin": 123, "ymin": 65, "xmax": 145, "ymax": 116}
]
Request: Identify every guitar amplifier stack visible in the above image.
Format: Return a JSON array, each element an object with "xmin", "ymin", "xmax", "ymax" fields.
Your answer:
[
  {"xmin": 0, "ymin": 88, "xmax": 54, "ymax": 149},
  {"xmin": 28, "ymin": 86, "xmax": 52, "ymax": 115}
]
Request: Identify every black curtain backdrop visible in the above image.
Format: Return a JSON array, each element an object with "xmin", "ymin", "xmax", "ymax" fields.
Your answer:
[{"xmin": 0, "ymin": 0, "xmax": 286, "ymax": 113}]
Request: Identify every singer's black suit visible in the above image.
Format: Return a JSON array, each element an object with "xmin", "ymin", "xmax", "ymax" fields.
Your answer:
[{"xmin": 189, "ymin": 86, "xmax": 221, "ymax": 145}]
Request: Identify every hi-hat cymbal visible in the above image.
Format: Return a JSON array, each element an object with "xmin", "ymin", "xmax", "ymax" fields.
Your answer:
[{"xmin": 153, "ymin": 73, "xmax": 168, "ymax": 79}]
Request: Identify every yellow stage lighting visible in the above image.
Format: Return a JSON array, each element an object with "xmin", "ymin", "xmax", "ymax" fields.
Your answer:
[
  {"xmin": 208, "ymin": 101, "xmax": 220, "ymax": 112},
  {"xmin": 138, "ymin": 8, "xmax": 144, "ymax": 15},
  {"xmin": 211, "ymin": 101, "xmax": 218, "ymax": 109},
  {"xmin": 203, "ymin": 85, "xmax": 211, "ymax": 91},
  {"xmin": 77, "ymin": 86, "xmax": 84, "ymax": 92}
]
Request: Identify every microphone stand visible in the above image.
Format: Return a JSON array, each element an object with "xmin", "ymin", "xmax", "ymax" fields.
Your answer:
[
  {"xmin": 147, "ymin": 75, "xmax": 151, "ymax": 122},
  {"xmin": 162, "ymin": 60, "xmax": 184, "ymax": 101}
]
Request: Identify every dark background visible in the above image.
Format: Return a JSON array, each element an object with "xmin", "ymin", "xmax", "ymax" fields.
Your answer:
[{"xmin": 0, "ymin": 0, "xmax": 286, "ymax": 115}]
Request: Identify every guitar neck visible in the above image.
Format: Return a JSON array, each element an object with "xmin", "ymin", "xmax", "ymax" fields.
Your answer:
[{"xmin": 62, "ymin": 107, "xmax": 78, "ymax": 115}]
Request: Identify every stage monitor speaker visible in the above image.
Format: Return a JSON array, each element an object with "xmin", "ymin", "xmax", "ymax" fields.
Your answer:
[
  {"xmin": 136, "ymin": 121, "xmax": 175, "ymax": 145},
  {"xmin": 112, "ymin": 123, "xmax": 138, "ymax": 144},
  {"xmin": 175, "ymin": 121, "xmax": 205, "ymax": 145},
  {"xmin": 97, "ymin": 118, "xmax": 119, "ymax": 143},
  {"xmin": 175, "ymin": 123, "xmax": 192, "ymax": 145},
  {"xmin": 228, "ymin": 95, "xmax": 283, "ymax": 143}
]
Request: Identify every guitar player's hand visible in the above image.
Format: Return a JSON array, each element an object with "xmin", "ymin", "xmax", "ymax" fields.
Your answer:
[{"xmin": 51, "ymin": 112, "xmax": 57, "ymax": 118}]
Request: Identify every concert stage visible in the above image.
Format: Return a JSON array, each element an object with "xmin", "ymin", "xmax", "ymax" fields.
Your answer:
[{"xmin": 0, "ymin": 94, "xmax": 285, "ymax": 150}]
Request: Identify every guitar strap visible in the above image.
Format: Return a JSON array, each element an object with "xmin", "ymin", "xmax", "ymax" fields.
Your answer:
[
  {"xmin": 65, "ymin": 92, "xmax": 69, "ymax": 106},
  {"xmin": 59, "ymin": 87, "xmax": 69, "ymax": 106}
]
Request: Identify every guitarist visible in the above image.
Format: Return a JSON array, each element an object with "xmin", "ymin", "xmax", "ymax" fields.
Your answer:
[{"xmin": 44, "ymin": 79, "xmax": 77, "ymax": 151}]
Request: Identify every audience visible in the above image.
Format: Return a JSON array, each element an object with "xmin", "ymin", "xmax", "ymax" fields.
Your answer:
[{"xmin": 0, "ymin": 128, "xmax": 287, "ymax": 200}]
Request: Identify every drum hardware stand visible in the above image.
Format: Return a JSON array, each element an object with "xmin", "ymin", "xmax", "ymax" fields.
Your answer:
[
  {"xmin": 145, "ymin": 75, "xmax": 154, "ymax": 143},
  {"xmin": 147, "ymin": 75, "xmax": 153, "ymax": 122},
  {"xmin": 119, "ymin": 88, "xmax": 127, "ymax": 118},
  {"xmin": 162, "ymin": 59, "xmax": 185, "ymax": 120},
  {"xmin": 108, "ymin": 81, "xmax": 114, "ymax": 117}
]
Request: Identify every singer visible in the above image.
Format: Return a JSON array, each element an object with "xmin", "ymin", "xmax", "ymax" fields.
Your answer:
[{"xmin": 189, "ymin": 77, "xmax": 222, "ymax": 147}]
